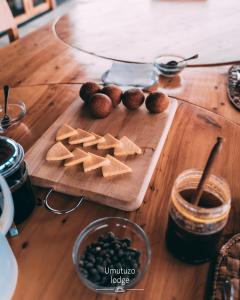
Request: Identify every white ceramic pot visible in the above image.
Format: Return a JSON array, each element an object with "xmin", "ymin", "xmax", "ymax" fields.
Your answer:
[{"xmin": 0, "ymin": 175, "xmax": 18, "ymax": 300}]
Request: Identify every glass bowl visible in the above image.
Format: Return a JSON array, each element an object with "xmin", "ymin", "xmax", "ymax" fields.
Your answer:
[
  {"xmin": 154, "ymin": 55, "xmax": 187, "ymax": 77},
  {"xmin": 72, "ymin": 217, "xmax": 151, "ymax": 294},
  {"xmin": 0, "ymin": 101, "xmax": 26, "ymax": 133}
]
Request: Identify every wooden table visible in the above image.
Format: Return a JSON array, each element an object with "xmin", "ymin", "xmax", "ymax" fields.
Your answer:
[{"xmin": 0, "ymin": 1, "xmax": 240, "ymax": 299}]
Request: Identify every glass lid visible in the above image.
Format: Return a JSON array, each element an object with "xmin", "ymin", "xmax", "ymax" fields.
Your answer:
[{"xmin": 0, "ymin": 136, "xmax": 24, "ymax": 177}]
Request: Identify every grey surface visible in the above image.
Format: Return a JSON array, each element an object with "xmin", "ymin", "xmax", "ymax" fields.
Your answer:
[
  {"xmin": 0, "ymin": 0, "xmax": 81, "ymax": 47},
  {"xmin": 102, "ymin": 62, "xmax": 159, "ymax": 87}
]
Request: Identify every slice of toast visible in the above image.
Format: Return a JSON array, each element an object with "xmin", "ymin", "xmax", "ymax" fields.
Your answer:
[
  {"xmin": 46, "ymin": 142, "xmax": 73, "ymax": 161},
  {"xmin": 83, "ymin": 133, "xmax": 105, "ymax": 147},
  {"xmin": 102, "ymin": 155, "xmax": 132, "ymax": 177},
  {"xmin": 83, "ymin": 152, "xmax": 109, "ymax": 172},
  {"xmin": 56, "ymin": 124, "xmax": 77, "ymax": 141},
  {"xmin": 69, "ymin": 128, "xmax": 95, "ymax": 145},
  {"xmin": 114, "ymin": 136, "xmax": 142, "ymax": 157},
  {"xmin": 64, "ymin": 148, "xmax": 90, "ymax": 167},
  {"xmin": 97, "ymin": 133, "xmax": 120, "ymax": 150}
]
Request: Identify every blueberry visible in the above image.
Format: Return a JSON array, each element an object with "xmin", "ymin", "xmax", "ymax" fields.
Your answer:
[
  {"xmin": 112, "ymin": 256, "xmax": 118, "ymax": 262},
  {"xmin": 100, "ymin": 276, "xmax": 108, "ymax": 286},
  {"xmin": 103, "ymin": 242, "xmax": 110, "ymax": 249},
  {"xmin": 108, "ymin": 249, "xmax": 114, "ymax": 256},
  {"xmin": 116, "ymin": 262, "xmax": 122, "ymax": 269},
  {"xmin": 79, "ymin": 260, "xmax": 84, "ymax": 267},
  {"xmin": 91, "ymin": 274, "xmax": 101, "ymax": 282},
  {"xmin": 123, "ymin": 238, "xmax": 131, "ymax": 247},
  {"xmin": 97, "ymin": 265, "xmax": 105, "ymax": 274},
  {"xmin": 89, "ymin": 268, "xmax": 98, "ymax": 275},
  {"xmin": 85, "ymin": 262, "xmax": 94, "ymax": 269},
  {"xmin": 80, "ymin": 268, "xmax": 88, "ymax": 277},
  {"xmin": 132, "ymin": 249, "xmax": 141, "ymax": 259},
  {"xmin": 96, "ymin": 257, "xmax": 103, "ymax": 264},
  {"xmin": 107, "ymin": 232, "xmax": 115, "ymax": 240},
  {"xmin": 122, "ymin": 242, "xmax": 128, "ymax": 248},
  {"xmin": 113, "ymin": 243, "xmax": 121, "ymax": 250},
  {"xmin": 118, "ymin": 249, "xmax": 124, "ymax": 257},
  {"xmin": 88, "ymin": 256, "xmax": 96, "ymax": 264},
  {"xmin": 132, "ymin": 262, "xmax": 138, "ymax": 269}
]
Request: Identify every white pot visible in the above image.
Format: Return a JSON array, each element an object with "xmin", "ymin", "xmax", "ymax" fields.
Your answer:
[{"xmin": 0, "ymin": 175, "xmax": 18, "ymax": 300}]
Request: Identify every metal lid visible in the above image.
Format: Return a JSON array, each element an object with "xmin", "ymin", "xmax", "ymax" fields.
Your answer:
[{"xmin": 0, "ymin": 136, "xmax": 24, "ymax": 178}]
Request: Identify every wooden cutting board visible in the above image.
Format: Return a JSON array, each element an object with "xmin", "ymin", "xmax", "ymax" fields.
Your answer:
[{"xmin": 26, "ymin": 98, "xmax": 178, "ymax": 211}]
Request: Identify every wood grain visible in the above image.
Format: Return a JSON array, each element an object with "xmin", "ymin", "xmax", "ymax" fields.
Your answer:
[
  {"xmin": 5, "ymin": 85, "xmax": 240, "ymax": 300},
  {"xmin": 0, "ymin": 24, "xmax": 112, "ymax": 86},
  {"xmin": 54, "ymin": 0, "xmax": 240, "ymax": 66},
  {"xmin": 155, "ymin": 67, "xmax": 240, "ymax": 125},
  {"xmin": 25, "ymin": 95, "xmax": 178, "ymax": 210}
]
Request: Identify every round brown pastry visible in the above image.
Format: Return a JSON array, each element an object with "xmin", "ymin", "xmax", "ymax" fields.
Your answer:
[
  {"xmin": 145, "ymin": 92, "xmax": 170, "ymax": 113},
  {"xmin": 80, "ymin": 82, "xmax": 101, "ymax": 102},
  {"xmin": 101, "ymin": 85, "xmax": 122, "ymax": 107},
  {"xmin": 89, "ymin": 93, "xmax": 113, "ymax": 118},
  {"xmin": 122, "ymin": 88, "xmax": 145, "ymax": 110}
]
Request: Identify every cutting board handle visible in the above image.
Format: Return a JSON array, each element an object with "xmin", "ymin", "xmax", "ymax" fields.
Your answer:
[{"xmin": 43, "ymin": 188, "xmax": 84, "ymax": 215}]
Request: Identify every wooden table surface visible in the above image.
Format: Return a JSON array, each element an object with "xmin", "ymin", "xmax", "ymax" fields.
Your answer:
[
  {"xmin": 0, "ymin": 2, "xmax": 239, "ymax": 299},
  {"xmin": 54, "ymin": 0, "xmax": 240, "ymax": 66}
]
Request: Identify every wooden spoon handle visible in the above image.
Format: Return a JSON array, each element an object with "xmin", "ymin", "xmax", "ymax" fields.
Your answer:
[
  {"xmin": 3, "ymin": 85, "xmax": 9, "ymax": 116},
  {"xmin": 191, "ymin": 137, "xmax": 223, "ymax": 206}
]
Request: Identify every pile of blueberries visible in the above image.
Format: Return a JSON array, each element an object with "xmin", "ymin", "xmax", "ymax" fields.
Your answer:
[{"xmin": 79, "ymin": 232, "xmax": 141, "ymax": 287}]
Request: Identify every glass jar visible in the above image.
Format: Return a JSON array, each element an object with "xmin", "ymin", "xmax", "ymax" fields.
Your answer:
[
  {"xmin": 165, "ymin": 169, "xmax": 231, "ymax": 264},
  {"xmin": 154, "ymin": 55, "xmax": 187, "ymax": 77},
  {"xmin": 0, "ymin": 136, "xmax": 36, "ymax": 225},
  {"xmin": 73, "ymin": 217, "xmax": 151, "ymax": 294}
]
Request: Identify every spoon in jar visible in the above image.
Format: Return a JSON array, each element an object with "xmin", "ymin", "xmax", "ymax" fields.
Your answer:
[
  {"xmin": 1, "ymin": 85, "xmax": 11, "ymax": 129},
  {"xmin": 166, "ymin": 54, "xmax": 199, "ymax": 67}
]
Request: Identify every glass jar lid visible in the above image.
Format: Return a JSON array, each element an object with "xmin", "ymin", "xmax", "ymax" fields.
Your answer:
[{"xmin": 0, "ymin": 136, "xmax": 24, "ymax": 178}]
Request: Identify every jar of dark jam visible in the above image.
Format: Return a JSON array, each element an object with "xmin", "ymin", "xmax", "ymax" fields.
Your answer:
[
  {"xmin": 165, "ymin": 169, "xmax": 231, "ymax": 264},
  {"xmin": 0, "ymin": 136, "xmax": 36, "ymax": 225}
]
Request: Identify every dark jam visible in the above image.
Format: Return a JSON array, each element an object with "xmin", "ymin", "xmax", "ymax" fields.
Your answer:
[
  {"xmin": 0, "ymin": 139, "xmax": 36, "ymax": 225},
  {"xmin": 0, "ymin": 140, "xmax": 15, "ymax": 164},
  {"xmin": 7, "ymin": 162, "xmax": 36, "ymax": 225},
  {"xmin": 166, "ymin": 189, "xmax": 224, "ymax": 264}
]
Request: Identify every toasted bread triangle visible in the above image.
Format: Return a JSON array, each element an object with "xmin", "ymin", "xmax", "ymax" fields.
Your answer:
[
  {"xmin": 83, "ymin": 152, "xmax": 108, "ymax": 172},
  {"xmin": 46, "ymin": 142, "xmax": 73, "ymax": 161},
  {"xmin": 64, "ymin": 148, "xmax": 90, "ymax": 167},
  {"xmin": 102, "ymin": 155, "xmax": 132, "ymax": 177},
  {"xmin": 69, "ymin": 129, "xmax": 95, "ymax": 145},
  {"xmin": 97, "ymin": 134, "xmax": 120, "ymax": 150},
  {"xmin": 56, "ymin": 124, "xmax": 77, "ymax": 141},
  {"xmin": 83, "ymin": 132, "xmax": 105, "ymax": 147},
  {"xmin": 114, "ymin": 136, "xmax": 142, "ymax": 156}
]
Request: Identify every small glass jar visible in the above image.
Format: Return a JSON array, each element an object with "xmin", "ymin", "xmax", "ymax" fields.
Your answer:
[
  {"xmin": 73, "ymin": 217, "xmax": 151, "ymax": 294},
  {"xmin": 0, "ymin": 136, "xmax": 36, "ymax": 225},
  {"xmin": 166, "ymin": 169, "xmax": 231, "ymax": 264},
  {"xmin": 154, "ymin": 55, "xmax": 187, "ymax": 77}
]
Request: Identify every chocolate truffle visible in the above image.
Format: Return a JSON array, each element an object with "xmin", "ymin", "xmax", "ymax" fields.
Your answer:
[
  {"xmin": 145, "ymin": 92, "xmax": 169, "ymax": 113},
  {"xmin": 80, "ymin": 82, "xmax": 101, "ymax": 102},
  {"xmin": 101, "ymin": 85, "xmax": 122, "ymax": 107},
  {"xmin": 122, "ymin": 88, "xmax": 145, "ymax": 110},
  {"xmin": 89, "ymin": 93, "xmax": 113, "ymax": 118}
]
